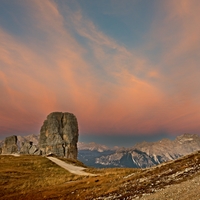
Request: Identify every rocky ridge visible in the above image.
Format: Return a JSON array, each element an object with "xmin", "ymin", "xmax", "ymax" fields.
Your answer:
[
  {"xmin": 1, "ymin": 136, "xmax": 37, "ymax": 155},
  {"xmin": 78, "ymin": 133, "xmax": 200, "ymax": 168},
  {"xmin": 0, "ymin": 134, "xmax": 41, "ymax": 155}
]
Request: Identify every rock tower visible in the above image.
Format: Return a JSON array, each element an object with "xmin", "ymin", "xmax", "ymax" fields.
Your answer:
[{"xmin": 39, "ymin": 112, "xmax": 79, "ymax": 159}]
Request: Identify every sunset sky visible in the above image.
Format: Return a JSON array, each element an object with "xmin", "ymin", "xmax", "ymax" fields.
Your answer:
[{"xmin": 0, "ymin": 0, "xmax": 200, "ymax": 146}]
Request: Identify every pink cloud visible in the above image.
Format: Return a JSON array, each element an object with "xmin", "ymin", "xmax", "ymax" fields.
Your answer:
[{"xmin": 1, "ymin": 0, "xmax": 200, "ymax": 138}]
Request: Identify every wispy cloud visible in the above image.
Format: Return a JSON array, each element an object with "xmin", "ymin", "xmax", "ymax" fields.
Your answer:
[
  {"xmin": 141, "ymin": 0, "xmax": 200, "ymax": 134},
  {"xmin": 0, "ymin": 0, "xmax": 200, "ymax": 137}
]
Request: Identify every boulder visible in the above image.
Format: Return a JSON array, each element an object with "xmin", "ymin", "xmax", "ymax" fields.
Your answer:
[
  {"xmin": 33, "ymin": 149, "xmax": 42, "ymax": 155},
  {"xmin": 29, "ymin": 145, "xmax": 39, "ymax": 154},
  {"xmin": 39, "ymin": 112, "xmax": 79, "ymax": 159},
  {"xmin": 2, "ymin": 135, "xmax": 18, "ymax": 154}
]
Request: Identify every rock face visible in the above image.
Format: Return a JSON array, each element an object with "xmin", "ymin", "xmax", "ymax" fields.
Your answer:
[
  {"xmin": 39, "ymin": 112, "xmax": 79, "ymax": 159},
  {"xmin": 2, "ymin": 135, "xmax": 18, "ymax": 154}
]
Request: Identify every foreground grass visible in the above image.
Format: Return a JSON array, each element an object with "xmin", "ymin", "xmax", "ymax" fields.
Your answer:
[
  {"xmin": 0, "ymin": 155, "xmax": 138, "ymax": 200},
  {"xmin": 0, "ymin": 151, "xmax": 200, "ymax": 200},
  {"xmin": 0, "ymin": 155, "xmax": 81, "ymax": 200}
]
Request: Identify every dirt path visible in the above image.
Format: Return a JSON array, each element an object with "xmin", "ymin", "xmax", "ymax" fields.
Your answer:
[{"xmin": 47, "ymin": 156, "xmax": 97, "ymax": 176}]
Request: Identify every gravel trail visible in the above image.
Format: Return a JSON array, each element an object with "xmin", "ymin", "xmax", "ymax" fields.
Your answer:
[{"xmin": 47, "ymin": 156, "xmax": 97, "ymax": 176}]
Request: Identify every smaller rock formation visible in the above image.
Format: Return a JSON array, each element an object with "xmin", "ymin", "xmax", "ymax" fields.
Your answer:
[
  {"xmin": 17, "ymin": 135, "xmax": 40, "ymax": 155},
  {"xmin": 20, "ymin": 141, "xmax": 32, "ymax": 154},
  {"xmin": 39, "ymin": 112, "xmax": 79, "ymax": 159},
  {"xmin": 2, "ymin": 135, "xmax": 18, "ymax": 154},
  {"xmin": 20, "ymin": 141, "xmax": 39, "ymax": 155},
  {"xmin": 0, "ymin": 135, "xmax": 41, "ymax": 155}
]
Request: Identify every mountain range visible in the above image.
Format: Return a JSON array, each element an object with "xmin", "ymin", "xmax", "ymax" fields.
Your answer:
[
  {"xmin": 77, "ymin": 133, "xmax": 200, "ymax": 168},
  {"xmin": 1, "ymin": 133, "xmax": 200, "ymax": 168}
]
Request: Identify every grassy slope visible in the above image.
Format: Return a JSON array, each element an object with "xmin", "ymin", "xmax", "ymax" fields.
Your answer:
[
  {"xmin": 0, "ymin": 155, "xmax": 81, "ymax": 200},
  {"xmin": 0, "ymin": 155, "xmax": 137, "ymax": 200},
  {"xmin": 0, "ymin": 152, "xmax": 200, "ymax": 200}
]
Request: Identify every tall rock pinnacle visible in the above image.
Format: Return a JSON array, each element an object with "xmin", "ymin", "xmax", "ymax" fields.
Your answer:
[{"xmin": 39, "ymin": 112, "xmax": 79, "ymax": 159}]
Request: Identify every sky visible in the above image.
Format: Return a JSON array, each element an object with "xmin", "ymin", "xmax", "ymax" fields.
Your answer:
[{"xmin": 0, "ymin": 0, "xmax": 200, "ymax": 146}]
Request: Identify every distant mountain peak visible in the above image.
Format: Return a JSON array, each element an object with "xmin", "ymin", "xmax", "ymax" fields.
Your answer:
[
  {"xmin": 78, "ymin": 133, "xmax": 200, "ymax": 168},
  {"xmin": 78, "ymin": 141, "xmax": 110, "ymax": 152}
]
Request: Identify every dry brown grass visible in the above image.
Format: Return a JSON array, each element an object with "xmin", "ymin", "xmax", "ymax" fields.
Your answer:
[
  {"xmin": 0, "ymin": 155, "xmax": 138, "ymax": 200},
  {"xmin": 0, "ymin": 151, "xmax": 200, "ymax": 200},
  {"xmin": 0, "ymin": 155, "xmax": 82, "ymax": 200}
]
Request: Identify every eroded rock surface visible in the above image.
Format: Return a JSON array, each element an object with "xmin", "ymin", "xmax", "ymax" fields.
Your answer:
[
  {"xmin": 20, "ymin": 141, "xmax": 32, "ymax": 154},
  {"xmin": 39, "ymin": 112, "xmax": 79, "ymax": 159},
  {"xmin": 2, "ymin": 135, "xmax": 18, "ymax": 154}
]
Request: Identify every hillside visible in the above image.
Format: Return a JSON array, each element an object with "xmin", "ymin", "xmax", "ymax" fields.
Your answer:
[{"xmin": 0, "ymin": 151, "xmax": 200, "ymax": 199}]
